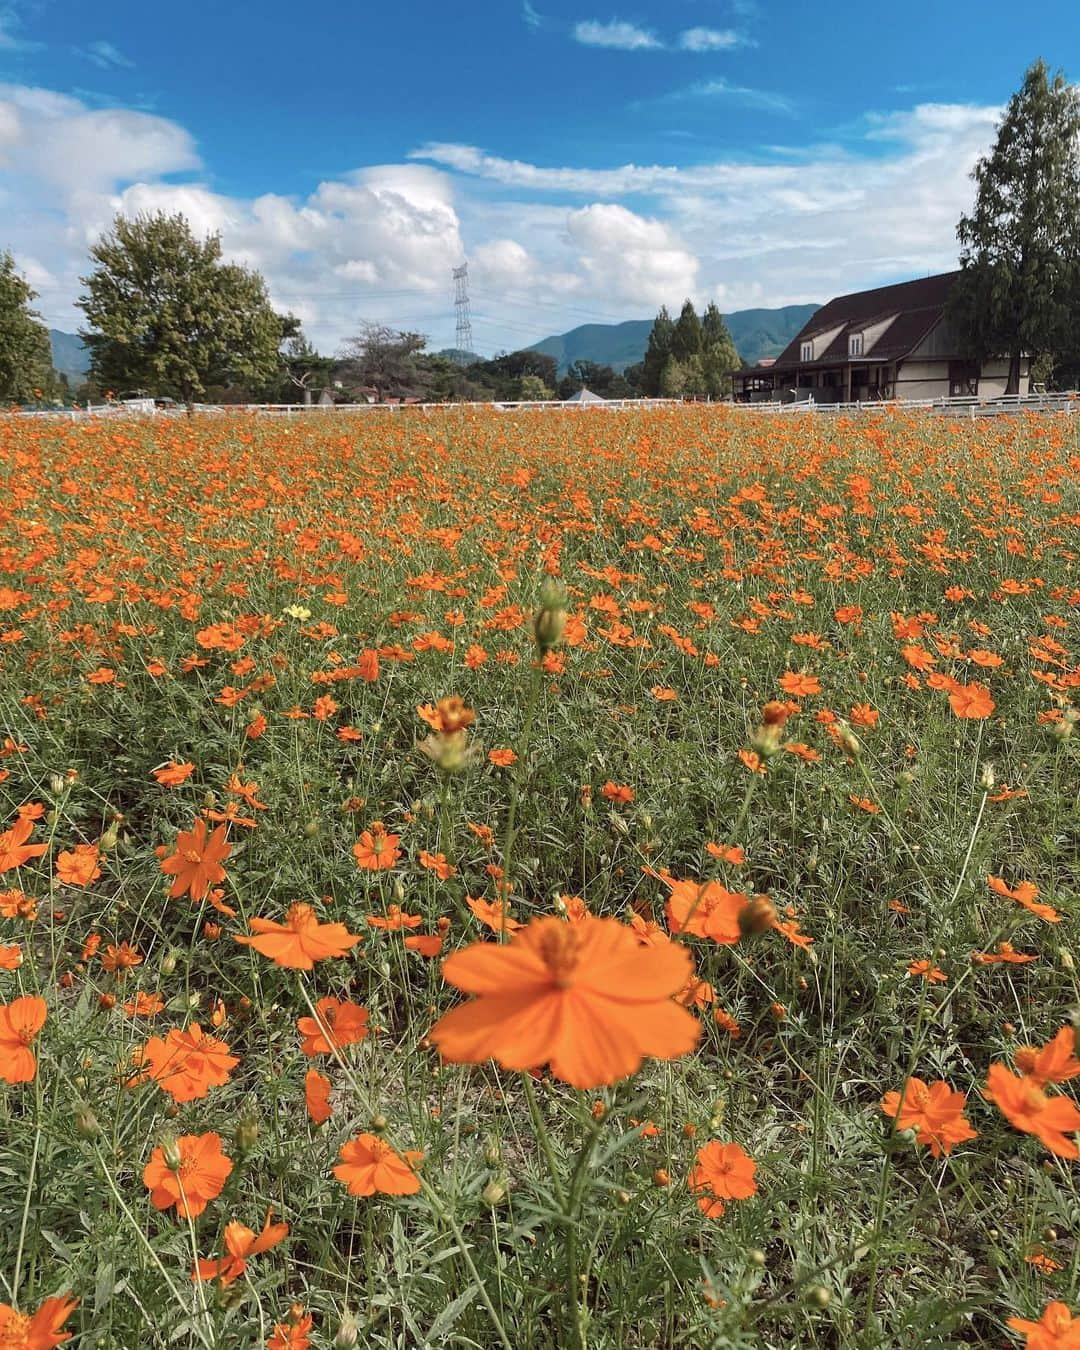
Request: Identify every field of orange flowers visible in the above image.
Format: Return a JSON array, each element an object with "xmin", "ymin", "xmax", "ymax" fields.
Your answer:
[{"xmin": 0, "ymin": 406, "xmax": 1077, "ymax": 1348}]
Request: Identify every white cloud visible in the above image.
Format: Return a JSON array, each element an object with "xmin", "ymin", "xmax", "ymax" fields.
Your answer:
[
  {"xmin": 567, "ymin": 203, "xmax": 698, "ymax": 303},
  {"xmin": 673, "ymin": 77, "xmax": 792, "ymax": 113},
  {"xmin": 78, "ymin": 40, "xmax": 135, "ymax": 70},
  {"xmin": 0, "ymin": 78, "xmax": 1004, "ymax": 357},
  {"xmin": 678, "ymin": 27, "xmax": 742, "ymax": 51},
  {"xmin": 0, "ymin": 5, "xmax": 41, "ymax": 52},
  {"xmin": 573, "ymin": 19, "xmax": 661, "ymax": 50}
]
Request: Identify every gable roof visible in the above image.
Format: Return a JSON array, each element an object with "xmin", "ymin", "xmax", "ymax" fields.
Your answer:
[{"xmin": 759, "ymin": 271, "xmax": 960, "ymax": 372}]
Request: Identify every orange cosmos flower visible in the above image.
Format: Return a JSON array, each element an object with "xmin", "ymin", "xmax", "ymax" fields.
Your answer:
[
  {"xmin": 333, "ymin": 1132, "xmax": 423, "ymax": 1196},
  {"xmin": 971, "ymin": 942, "xmax": 1037, "ymax": 965},
  {"xmin": 488, "ymin": 748, "xmax": 517, "ymax": 767},
  {"xmin": 352, "ymin": 822, "xmax": 401, "ymax": 870},
  {"xmin": 948, "ymin": 681, "xmax": 995, "ymax": 719},
  {"xmin": 430, "ymin": 915, "xmax": 700, "ymax": 1089},
  {"xmin": 907, "ymin": 959, "xmax": 947, "ymax": 983},
  {"xmin": 305, "ymin": 1069, "xmax": 333, "ymax": 1123},
  {"xmin": 880, "ymin": 1078, "xmax": 977, "ymax": 1156},
  {"xmin": 466, "ymin": 895, "xmax": 522, "ymax": 933},
  {"xmin": 601, "ymin": 781, "xmax": 634, "ymax": 804},
  {"xmin": 122, "ymin": 991, "xmax": 166, "ymax": 1017},
  {"xmin": 665, "ymin": 879, "xmax": 747, "ymax": 945},
  {"xmin": 55, "ymin": 843, "xmax": 102, "ymax": 888},
  {"xmin": 152, "ymin": 761, "xmax": 195, "ymax": 787},
  {"xmin": 1007, "ymin": 1301, "xmax": 1080, "ymax": 1349},
  {"xmin": 0, "ymin": 1294, "xmax": 78, "ymax": 1347},
  {"xmin": 984, "ymin": 1064, "xmax": 1080, "ymax": 1159},
  {"xmin": 296, "ymin": 998, "xmax": 369, "ymax": 1056},
  {"xmin": 367, "ymin": 904, "xmax": 422, "ymax": 931},
  {"xmin": 138, "ymin": 1024, "xmax": 239, "ymax": 1101},
  {"xmin": 1014, "ymin": 1028, "xmax": 1080, "ymax": 1088},
  {"xmin": 779, "ymin": 671, "xmax": 821, "ymax": 697},
  {"xmin": 193, "ymin": 1211, "xmax": 288, "ymax": 1285},
  {"xmin": 0, "ymin": 812, "xmax": 47, "ymax": 873},
  {"xmin": 101, "ymin": 941, "xmax": 142, "ymax": 976},
  {"xmin": 418, "ymin": 850, "xmax": 455, "ymax": 880},
  {"xmin": 267, "ymin": 1307, "xmax": 313, "ymax": 1350},
  {"xmin": 0, "ymin": 995, "xmax": 47, "ymax": 1083},
  {"xmin": 987, "ymin": 874, "xmax": 1061, "ymax": 923},
  {"xmin": 688, "ymin": 1142, "xmax": 757, "ymax": 1218},
  {"xmin": 0, "ymin": 944, "xmax": 22, "ymax": 969},
  {"xmin": 159, "ymin": 819, "xmax": 231, "ymax": 901},
  {"xmin": 143, "ymin": 1132, "xmax": 233, "ymax": 1218},
  {"xmin": 405, "ymin": 933, "xmax": 445, "ymax": 957},
  {"xmin": 234, "ymin": 904, "xmax": 361, "ymax": 969}
]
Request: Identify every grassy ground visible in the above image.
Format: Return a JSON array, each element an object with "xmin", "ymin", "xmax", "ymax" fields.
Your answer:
[{"xmin": 0, "ymin": 406, "xmax": 1077, "ymax": 1348}]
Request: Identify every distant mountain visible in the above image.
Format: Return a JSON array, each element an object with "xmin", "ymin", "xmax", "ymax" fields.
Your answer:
[
  {"xmin": 528, "ymin": 304, "xmax": 820, "ymax": 373},
  {"xmin": 49, "ymin": 330, "xmax": 90, "ymax": 383}
]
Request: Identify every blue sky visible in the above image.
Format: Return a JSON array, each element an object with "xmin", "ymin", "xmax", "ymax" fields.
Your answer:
[{"xmin": 1, "ymin": 0, "xmax": 1078, "ymax": 352}]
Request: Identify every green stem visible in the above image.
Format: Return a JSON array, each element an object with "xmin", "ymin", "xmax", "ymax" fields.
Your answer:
[{"xmin": 498, "ymin": 659, "xmax": 544, "ymax": 934}]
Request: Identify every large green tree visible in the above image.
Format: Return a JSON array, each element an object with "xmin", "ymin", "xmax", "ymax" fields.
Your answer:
[
  {"xmin": 948, "ymin": 60, "xmax": 1080, "ymax": 393},
  {"xmin": 0, "ymin": 251, "xmax": 58, "ymax": 404},
  {"xmin": 78, "ymin": 212, "xmax": 290, "ymax": 406},
  {"xmin": 670, "ymin": 300, "xmax": 704, "ymax": 363},
  {"xmin": 701, "ymin": 302, "xmax": 741, "ymax": 398},
  {"xmin": 641, "ymin": 305, "xmax": 674, "ymax": 396}
]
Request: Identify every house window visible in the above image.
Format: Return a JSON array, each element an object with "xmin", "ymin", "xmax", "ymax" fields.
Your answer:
[
  {"xmin": 849, "ymin": 333, "xmax": 863, "ymax": 357},
  {"xmin": 800, "ymin": 342, "xmax": 812, "ymax": 363}
]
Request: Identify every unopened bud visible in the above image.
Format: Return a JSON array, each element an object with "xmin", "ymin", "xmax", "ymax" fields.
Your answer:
[
  {"xmin": 739, "ymin": 895, "xmax": 777, "ymax": 938},
  {"xmin": 1059, "ymin": 948, "xmax": 1075, "ymax": 973},
  {"xmin": 836, "ymin": 724, "xmax": 861, "ymax": 756},
  {"xmin": 979, "ymin": 762, "xmax": 996, "ymax": 791},
  {"xmin": 303, "ymin": 819, "xmax": 320, "ymax": 837},
  {"xmin": 481, "ymin": 1179, "xmax": 508, "ymax": 1205},
  {"xmin": 533, "ymin": 579, "xmax": 568, "ymax": 654},
  {"xmin": 99, "ymin": 822, "xmax": 120, "ymax": 851},
  {"xmin": 74, "ymin": 1103, "xmax": 100, "ymax": 1138},
  {"xmin": 334, "ymin": 1312, "xmax": 360, "ymax": 1348},
  {"xmin": 806, "ymin": 1285, "xmax": 831, "ymax": 1308},
  {"xmin": 370, "ymin": 1113, "xmax": 389, "ymax": 1133},
  {"xmin": 483, "ymin": 1141, "xmax": 501, "ymax": 1167},
  {"xmin": 235, "ymin": 1116, "xmax": 259, "ymax": 1152},
  {"xmin": 160, "ymin": 950, "xmax": 179, "ymax": 976},
  {"xmin": 160, "ymin": 1133, "xmax": 182, "ymax": 1171}
]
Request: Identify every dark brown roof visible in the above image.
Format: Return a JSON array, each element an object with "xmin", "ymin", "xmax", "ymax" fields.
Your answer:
[{"xmin": 747, "ymin": 271, "xmax": 960, "ymax": 373}]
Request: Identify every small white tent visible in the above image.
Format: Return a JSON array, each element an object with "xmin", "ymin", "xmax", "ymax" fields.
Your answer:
[{"xmin": 563, "ymin": 387, "xmax": 604, "ymax": 404}]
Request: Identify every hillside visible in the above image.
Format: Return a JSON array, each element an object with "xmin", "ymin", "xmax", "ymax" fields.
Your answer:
[
  {"xmin": 529, "ymin": 303, "xmax": 820, "ymax": 373},
  {"xmin": 49, "ymin": 330, "xmax": 90, "ymax": 383}
]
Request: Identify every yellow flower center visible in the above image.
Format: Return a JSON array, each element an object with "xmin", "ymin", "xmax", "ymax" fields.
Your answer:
[
  {"xmin": 183, "ymin": 848, "xmax": 202, "ymax": 863},
  {"xmin": 286, "ymin": 903, "xmax": 317, "ymax": 928},
  {"xmin": 537, "ymin": 923, "xmax": 583, "ymax": 987}
]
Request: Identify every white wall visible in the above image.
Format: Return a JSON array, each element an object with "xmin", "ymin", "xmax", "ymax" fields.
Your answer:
[{"xmin": 894, "ymin": 360, "xmax": 949, "ymax": 401}]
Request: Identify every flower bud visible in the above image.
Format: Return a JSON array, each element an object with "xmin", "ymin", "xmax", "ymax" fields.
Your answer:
[
  {"xmin": 99, "ymin": 822, "xmax": 120, "ymax": 852},
  {"xmin": 160, "ymin": 950, "xmax": 179, "ymax": 976},
  {"xmin": 481, "ymin": 1179, "xmax": 508, "ymax": 1206},
  {"xmin": 739, "ymin": 895, "xmax": 777, "ymax": 938},
  {"xmin": 334, "ymin": 1313, "xmax": 360, "ymax": 1348},
  {"xmin": 370, "ymin": 1113, "xmax": 389, "ymax": 1133},
  {"xmin": 836, "ymin": 723, "xmax": 861, "ymax": 757},
  {"xmin": 979, "ymin": 762, "xmax": 996, "ymax": 791},
  {"xmin": 160, "ymin": 1133, "xmax": 182, "ymax": 1171},
  {"xmin": 806, "ymin": 1286, "xmax": 831, "ymax": 1308},
  {"xmin": 533, "ymin": 579, "xmax": 568, "ymax": 654},
  {"xmin": 235, "ymin": 1116, "xmax": 259, "ymax": 1152},
  {"xmin": 483, "ymin": 1141, "xmax": 501, "ymax": 1167},
  {"xmin": 74, "ymin": 1103, "xmax": 100, "ymax": 1138}
]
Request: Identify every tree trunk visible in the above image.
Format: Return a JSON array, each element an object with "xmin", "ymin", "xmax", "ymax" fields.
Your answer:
[{"xmin": 1006, "ymin": 346, "xmax": 1022, "ymax": 396}]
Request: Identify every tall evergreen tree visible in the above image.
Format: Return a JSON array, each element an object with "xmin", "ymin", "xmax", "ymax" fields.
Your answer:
[
  {"xmin": 701, "ymin": 301, "xmax": 741, "ymax": 398},
  {"xmin": 78, "ymin": 212, "xmax": 290, "ymax": 407},
  {"xmin": 0, "ymin": 251, "xmax": 57, "ymax": 403},
  {"xmin": 670, "ymin": 299, "xmax": 704, "ymax": 363},
  {"xmin": 641, "ymin": 306, "xmax": 674, "ymax": 396},
  {"xmin": 948, "ymin": 59, "xmax": 1080, "ymax": 393}
]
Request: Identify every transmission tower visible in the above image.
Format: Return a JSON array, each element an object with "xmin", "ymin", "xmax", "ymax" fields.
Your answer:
[{"xmin": 452, "ymin": 263, "xmax": 473, "ymax": 361}]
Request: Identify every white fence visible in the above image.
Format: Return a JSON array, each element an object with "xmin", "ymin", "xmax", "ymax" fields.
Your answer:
[{"xmin": 8, "ymin": 391, "xmax": 1079, "ymax": 420}]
